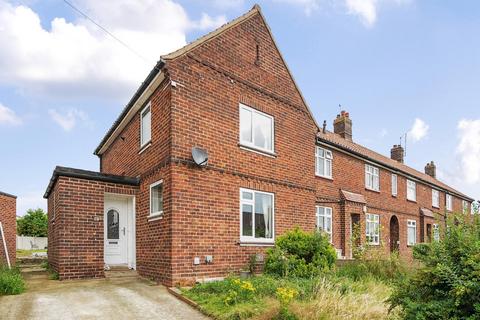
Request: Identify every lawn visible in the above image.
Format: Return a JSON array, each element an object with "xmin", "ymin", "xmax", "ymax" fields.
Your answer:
[
  {"xmin": 16, "ymin": 249, "xmax": 47, "ymax": 258},
  {"xmin": 182, "ymin": 269, "xmax": 401, "ymax": 320}
]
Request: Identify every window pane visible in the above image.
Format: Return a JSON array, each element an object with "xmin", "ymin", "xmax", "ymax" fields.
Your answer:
[
  {"xmin": 318, "ymin": 216, "xmax": 325, "ymax": 230},
  {"xmin": 317, "ymin": 157, "xmax": 325, "ymax": 176},
  {"xmin": 141, "ymin": 107, "xmax": 151, "ymax": 145},
  {"xmin": 408, "ymin": 227, "xmax": 415, "ymax": 244},
  {"xmin": 253, "ymin": 113, "xmax": 271, "ymax": 150},
  {"xmin": 242, "ymin": 204, "xmax": 253, "ymax": 236},
  {"xmin": 107, "ymin": 209, "xmax": 119, "ymax": 239},
  {"xmin": 240, "ymin": 108, "xmax": 252, "ymax": 143},
  {"xmin": 326, "ymin": 159, "xmax": 332, "ymax": 177},
  {"xmin": 254, "ymin": 193, "xmax": 273, "ymax": 238},
  {"xmin": 242, "ymin": 191, "xmax": 253, "ymax": 200},
  {"xmin": 151, "ymin": 183, "xmax": 163, "ymax": 214}
]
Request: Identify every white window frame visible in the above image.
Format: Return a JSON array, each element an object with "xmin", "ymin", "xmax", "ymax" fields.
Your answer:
[
  {"xmin": 366, "ymin": 213, "xmax": 380, "ymax": 245},
  {"xmin": 316, "ymin": 206, "xmax": 333, "ymax": 242},
  {"xmin": 239, "ymin": 103, "xmax": 275, "ymax": 154},
  {"xmin": 446, "ymin": 194, "xmax": 453, "ymax": 211},
  {"xmin": 433, "ymin": 224, "xmax": 440, "ymax": 242},
  {"xmin": 432, "ymin": 189, "xmax": 440, "ymax": 208},
  {"xmin": 407, "ymin": 220, "xmax": 417, "ymax": 246},
  {"xmin": 365, "ymin": 164, "xmax": 380, "ymax": 191},
  {"xmin": 149, "ymin": 180, "xmax": 164, "ymax": 218},
  {"xmin": 391, "ymin": 174, "xmax": 398, "ymax": 196},
  {"xmin": 407, "ymin": 180, "xmax": 416, "ymax": 202},
  {"xmin": 315, "ymin": 147, "xmax": 333, "ymax": 179},
  {"xmin": 140, "ymin": 102, "xmax": 152, "ymax": 148},
  {"xmin": 239, "ymin": 188, "xmax": 275, "ymax": 244}
]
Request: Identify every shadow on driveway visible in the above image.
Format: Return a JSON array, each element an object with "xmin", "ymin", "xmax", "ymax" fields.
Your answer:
[{"xmin": 0, "ymin": 276, "xmax": 208, "ymax": 320}]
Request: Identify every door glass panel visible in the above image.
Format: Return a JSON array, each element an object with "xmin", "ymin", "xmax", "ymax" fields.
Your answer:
[{"xmin": 107, "ymin": 209, "xmax": 119, "ymax": 240}]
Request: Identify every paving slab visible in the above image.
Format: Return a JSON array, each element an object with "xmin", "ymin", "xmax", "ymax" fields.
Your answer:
[{"xmin": 0, "ymin": 276, "xmax": 208, "ymax": 320}]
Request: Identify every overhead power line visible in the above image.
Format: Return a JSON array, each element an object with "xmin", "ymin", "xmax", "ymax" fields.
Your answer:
[{"xmin": 63, "ymin": 0, "xmax": 148, "ymax": 62}]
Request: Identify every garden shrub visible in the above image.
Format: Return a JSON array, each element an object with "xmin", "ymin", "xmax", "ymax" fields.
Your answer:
[
  {"xmin": 0, "ymin": 265, "xmax": 25, "ymax": 295},
  {"xmin": 264, "ymin": 227, "xmax": 336, "ymax": 278},
  {"xmin": 389, "ymin": 215, "xmax": 480, "ymax": 319}
]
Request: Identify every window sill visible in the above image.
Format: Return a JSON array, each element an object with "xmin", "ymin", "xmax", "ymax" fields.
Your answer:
[
  {"xmin": 139, "ymin": 141, "xmax": 152, "ymax": 154},
  {"xmin": 407, "ymin": 199, "xmax": 417, "ymax": 203},
  {"xmin": 315, "ymin": 174, "xmax": 333, "ymax": 181},
  {"xmin": 148, "ymin": 213, "xmax": 163, "ymax": 221},
  {"xmin": 432, "ymin": 205, "xmax": 440, "ymax": 209},
  {"xmin": 239, "ymin": 242, "xmax": 275, "ymax": 247},
  {"xmin": 367, "ymin": 243, "xmax": 380, "ymax": 246},
  {"xmin": 392, "ymin": 194, "xmax": 397, "ymax": 198},
  {"xmin": 238, "ymin": 143, "xmax": 277, "ymax": 158},
  {"xmin": 365, "ymin": 187, "xmax": 380, "ymax": 193}
]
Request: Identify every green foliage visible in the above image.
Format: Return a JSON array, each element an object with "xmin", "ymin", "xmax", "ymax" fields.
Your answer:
[
  {"xmin": 389, "ymin": 215, "xmax": 480, "ymax": 319},
  {"xmin": 17, "ymin": 208, "xmax": 48, "ymax": 237},
  {"xmin": 0, "ymin": 265, "xmax": 25, "ymax": 295},
  {"xmin": 264, "ymin": 228, "xmax": 337, "ymax": 278}
]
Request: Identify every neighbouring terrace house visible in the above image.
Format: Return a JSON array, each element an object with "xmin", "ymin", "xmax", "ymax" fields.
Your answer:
[
  {"xmin": 44, "ymin": 5, "xmax": 474, "ymax": 286},
  {"xmin": 0, "ymin": 191, "xmax": 16, "ymax": 266}
]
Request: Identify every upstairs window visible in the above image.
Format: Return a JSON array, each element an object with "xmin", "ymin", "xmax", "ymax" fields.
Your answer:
[
  {"xmin": 366, "ymin": 213, "xmax": 380, "ymax": 245},
  {"xmin": 365, "ymin": 164, "xmax": 380, "ymax": 191},
  {"xmin": 391, "ymin": 174, "xmax": 398, "ymax": 196},
  {"xmin": 433, "ymin": 224, "xmax": 440, "ymax": 242},
  {"xmin": 315, "ymin": 147, "xmax": 333, "ymax": 179},
  {"xmin": 316, "ymin": 206, "xmax": 332, "ymax": 242},
  {"xmin": 407, "ymin": 180, "xmax": 416, "ymax": 201},
  {"xmin": 240, "ymin": 188, "xmax": 274, "ymax": 243},
  {"xmin": 432, "ymin": 189, "xmax": 440, "ymax": 208},
  {"xmin": 446, "ymin": 194, "xmax": 453, "ymax": 211},
  {"xmin": 407, "ymin": 220, "xmax": 417, "ymax": 246},
  {"xmin": 140, "ymin": 103, "xmax": 152, "ymax": 147},
  {"xmin": 149, "ymin": 180, "xmax": 164, "ymax": 218},
  {"xmin": 239, "ymin": 104, "xmax": 274, "ymax": 153}
]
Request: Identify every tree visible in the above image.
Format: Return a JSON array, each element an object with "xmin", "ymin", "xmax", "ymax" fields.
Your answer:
[
  {"xmin": 389, "ymin": 214, "xmax": 480, "ymax": 319},
  {"xmin": 17, "ymin": 209, "xmax": 48, "ymax": 237}
]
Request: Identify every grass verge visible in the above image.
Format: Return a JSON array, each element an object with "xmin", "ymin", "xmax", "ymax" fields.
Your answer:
[
  {"xmin": 0, "ymin": 265, "xmax": 26, "ymax": 295},
  {"xmin": 16, "ymin": 249, "xmax": 47, "ymax": 258}
]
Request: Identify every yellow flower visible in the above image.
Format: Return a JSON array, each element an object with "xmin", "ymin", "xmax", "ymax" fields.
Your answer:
[{"xmin": 276, "ymin": 287, "xmax": 298, "ymax": 305}]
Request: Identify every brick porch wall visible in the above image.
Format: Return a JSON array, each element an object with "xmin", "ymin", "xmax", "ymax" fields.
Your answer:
[
  {"xmin": 47, "ymin": 177, "xmax": 137, "ymax": 280},
  {"xmin": 0, "ymin": 193, "xmax": 16, "ymax": 266}
]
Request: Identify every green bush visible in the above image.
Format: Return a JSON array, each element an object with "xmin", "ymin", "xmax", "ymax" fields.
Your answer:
[
  {"xmin": 0, "ymin": 265, "xmax": 25, "ymax": 295},
  {"xmin": 389, "ymin": 215, "xmax": 480, "ymax": 319},
  {"xmin": 264, "ymin": 228, "xmax": 336, "ymax": 278}
]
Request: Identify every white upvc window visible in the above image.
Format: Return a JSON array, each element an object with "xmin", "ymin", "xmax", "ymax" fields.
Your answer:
[
  {"xmin": 433, "ymin": 224, "xmax": 440, "ymax": 242},
  {"xmin": 365, "ymin": 164, "xmax": 380, "ymax": 191},
  {"xmin": 140, "ymin": 102, "xmax": 152, "ymax": 148},
  {"xmin": 432, "ymin": 189, "xmax": 440, "ymax": 208},
  {"xmin": 316, "ymin": 206, "xmax": 332, "ymax": 242},
  {"xmin": 462, "ymin": 200, "xmax": 469, "ymax": 214},
  {"xmin": 240, "ymin": 188, "xmax": 274, "ymax": 243},
  {"xmin": 366, "ymin": 213, "xmax": 380, "ymax": 245},
  {"xmin": 407, "ymin": 220, "xmax": 417, "ymax": 246},
  {"xmin": 391, "ymin": 174, "xmax": 398, "ymax": 196},
  {"xmin": 149, "ymin": 180, "xmax": 164, "ymax": 218},
  {"xmin": 446, "ymin": 194, "xmax": 453, "ymax": 211},
  {"xmin": 407, "ymin": 180, "xmax": 416, "ymax": 201},
  {"xmin": 315, "ymin": 147, "xmax": 333, "ymax": 179},
  {"xmin": 239, "ymin": 104, "xmax": 274, "ymax": 154}
]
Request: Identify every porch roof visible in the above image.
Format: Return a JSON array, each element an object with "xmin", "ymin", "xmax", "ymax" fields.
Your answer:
[{"xmin": 43, "ymin": 166, "xmax": 140, "ymax": 198}]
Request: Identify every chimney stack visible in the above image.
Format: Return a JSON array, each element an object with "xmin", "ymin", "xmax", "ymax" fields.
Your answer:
[
  {"xmin": 391, "ymin": 145, "xmax": 404, "ymax": 163},
  {"xmin": 333, "ymin": 110, "xmax": 352, "ymax": 141},
  {"xmin": 425, "ymin": 161, "xmax": 436, "ymax": 179}
]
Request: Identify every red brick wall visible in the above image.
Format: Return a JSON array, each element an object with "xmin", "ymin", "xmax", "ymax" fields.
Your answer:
[
  {"xmin": 315, "ymin": 143, "xmax": 462, "ymax": 257},
  {"xmin": 0, "ymin": 194, "xmax": 16, "ymax": 266},
  {"xmin": 47, "ymin": 177, "xmax": 137, "ymax": 280}
]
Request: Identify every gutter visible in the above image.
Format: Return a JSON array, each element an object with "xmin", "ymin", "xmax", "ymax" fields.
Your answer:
[
  {"xmin": 0, "ymin": 191, "xmax": 16, "ymax": 199},
  {"xmin": 94, "ymin": 59, "xmax": 166, "ymax": 156}
]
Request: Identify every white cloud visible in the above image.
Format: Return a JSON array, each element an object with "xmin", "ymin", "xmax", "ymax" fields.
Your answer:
[
  {"xmin": 0, "ymin": 0, "xmax": 226, "ymax": 100},
  {"xmin": 408, "ymin": 118, "xmax": 429, "ymax": 142},
  {"xmin": 456, "ymin": 119, "xmax": 480, "ymax": 185},
  {"xmin": 275, "ymin": 0, "xmax": 412, "ymax": 26},
  {"xmin": 0, "ymin": 103, "xmax": 22, "ymax": 125},
  {"xmin": 48, "ymin": 108, "xmax": 89, "ymax": 131},
  {"xmin": 17, "ymin": 191, "xmax": 46, "ymax": 216}
]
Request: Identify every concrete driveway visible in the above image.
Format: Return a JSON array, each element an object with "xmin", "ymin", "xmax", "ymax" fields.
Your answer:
[{"xmin": 0, "ymin": 276, "xmax": 208, "ymax": 320}]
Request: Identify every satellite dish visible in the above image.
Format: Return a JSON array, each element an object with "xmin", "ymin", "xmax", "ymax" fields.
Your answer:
[{"xmin": 192, "ymin": 147, "xmax": 208, "ymax": 167}]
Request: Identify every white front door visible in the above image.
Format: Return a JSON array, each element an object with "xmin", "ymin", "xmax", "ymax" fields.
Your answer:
[{"xmin": 104, "ymin": 197, "xmax": 128, "ymax": 266}]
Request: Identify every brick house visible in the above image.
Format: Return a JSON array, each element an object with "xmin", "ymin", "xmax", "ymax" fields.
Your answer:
[
  {"xmin": 44, "ymin": 5, "xmax": 473, "ymax": 285},
  {"xmin": 0, "ymin": 191, "xmax": 16, "ymax": 266}
]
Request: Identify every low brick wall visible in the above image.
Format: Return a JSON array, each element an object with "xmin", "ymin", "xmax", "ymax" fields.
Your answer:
[{"xmin": 0, "ymin": 192, "xmax": 16, "ymax": 266}]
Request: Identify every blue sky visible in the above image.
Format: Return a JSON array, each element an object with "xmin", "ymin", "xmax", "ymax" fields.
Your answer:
[{"xmin": 0, "ymin": 0, "xmax": 479, "ymax": 215}]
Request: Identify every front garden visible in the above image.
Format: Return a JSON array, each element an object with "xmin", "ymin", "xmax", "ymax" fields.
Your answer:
[{"xmin": 182, "ymin": 215, "xmax": 480, "ymax": 319}]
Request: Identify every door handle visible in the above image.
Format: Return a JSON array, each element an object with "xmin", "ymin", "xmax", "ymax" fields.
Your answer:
[{"xmin": 122, "ymin": 227, "xmax": 126, "ymax": 236}]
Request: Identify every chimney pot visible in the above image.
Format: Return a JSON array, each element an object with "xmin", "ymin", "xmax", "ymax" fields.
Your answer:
[
  {"xmin": 391, "ymin": 145, "xmax": 404, "ymax": 163},
  {"xmin": 425, "ymin": 161, "xmax": 436, "ymax": 179},
  {"xmin": 322, "ymin": 120, "xmax": 327, "ymax": 133},
  {"xmin": 333, "ymin": 109, "xmax": 353, "ymax": 141}
]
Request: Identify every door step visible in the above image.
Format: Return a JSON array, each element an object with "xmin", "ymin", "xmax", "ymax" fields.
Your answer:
[{"xmin": 105, "ymin": 268, "xmax": 138, "ymax": 279}]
